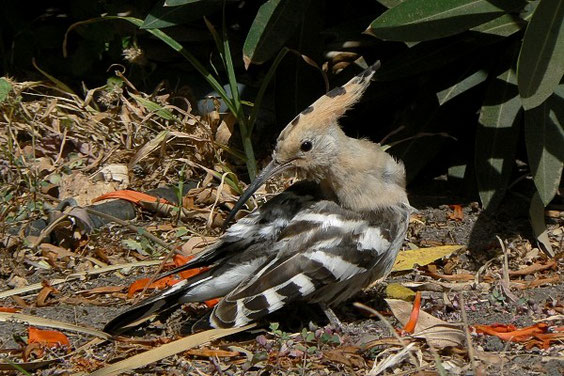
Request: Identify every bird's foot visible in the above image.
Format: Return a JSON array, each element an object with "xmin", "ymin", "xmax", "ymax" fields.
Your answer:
[{"xmin": 320, "ymin": 304, "xmax": 345, "ymax": 333}]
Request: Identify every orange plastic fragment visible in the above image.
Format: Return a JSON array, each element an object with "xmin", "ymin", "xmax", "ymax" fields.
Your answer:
[
  {"xmin": 92, "ymin": 190, "xmax": 170, "ymax": 205},
  {"xmin": 28, "ymin": 327, "xmax": 70, "ymax": 347},
  {"xmin": 127, "ymin": 276, "xmax": 182, "ymax": 298},
  {"xmin": 473, "ymin": 322, "xmax": 564, "ymax": 348},
  {"xmin": 204, "ymin": 298, "xmax": 220, "ymax": 308},
  {"xmin": 474, "ymin": 323, "xmax": 547, "ymax": 342},
  {"xmin": 172, "ymin": 254, "xmax": 210, "ymax": 279},
  {"xmin": 0, "ymin": 306, "xmax": 19, "ymax": 312},
  {"xmin": 403, "ymin": 291, "xmax": 422, "ymax": 334},
  {"xmin": 173, "ymin": 254, "xmax": 194, "ymax": 266},
  {"xmin": 127, "ymin": 254, "xmax": 208, "ymax": 298}
]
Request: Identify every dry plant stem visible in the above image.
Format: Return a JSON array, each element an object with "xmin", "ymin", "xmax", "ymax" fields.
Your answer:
[
  {"xmin": 83, "ymin": 207, "xmax": 174, "ymax": 251},
  {"xmin": 458, "ymin": 293, "xmax": 478, "ymax": 375},
  {"xmin": 82, "ymin": 208, "xmax": 180, "ymax": 304},
  {"xmin": 497, "ymin": 235, "xmax": 518, "ymax": 302},
  {"xmin": 30, "ymin": 212, "xmax": 70, "ymax": 249},
  {"xmin": 207, "ymin": 171, "xmax": 230, "ymax": 227},
  {"xmin": 353, "ymin": 302, "xmax": 421, "ymax": 372},
  {"xmin": 0, "ymin": 260, "xmax": 161, "ymax": 299},
  {"xmin": 498, "ymin": 236, "xmax": 511, "ymax": 286}
]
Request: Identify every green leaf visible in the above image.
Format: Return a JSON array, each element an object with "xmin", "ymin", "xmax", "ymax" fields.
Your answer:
[
  {"xmin": 366, "ymin": 0, "xmax": 526, "ymax": 42},
  {"xmin": 165, "ymin": 0, "xmax": 213, "ymax": 6},
  {"xmin": 130, "ymin": 93, "xmax": 175, "ymax": 120},
  {"xmin": 0, "ymin": 78, "xmax": 12, "ymax": 103},
  {"xmin": 242, "ymin": 0, "xmax": 311, "ymax": 68},
  {"xmin": 122, "ymin": 239, "xmax": 144, "ymax": 253},
  {"xmin": 470, "ymin": 12, "xmax": 527, "ymax": 37},
  {"xmin": 437, "ymin": 69, "xmax": 488, "ymax": 105},
  {"xmin": 142, "ymin": 0, "xmax": 220, "ymax": 29},
  {"xmin": 517, "ymin": 0, "xmax": 564, "ymax": 110},
  {"xmin": 376, "ymin": 0, "xmax": 405, "ymax": 8},
  {"xmin": 475, "ymin": 46, "xmax": 522, "ymax": 210},
  {"xmin": 524, "ymin": 86, "xmax": 564, "ymax": 206},
  {"xmin": 375, "ymin": 34, "xmax": 499, "ymax": 81},
  {"xmin": 529, "ymin": 192, "xmax": 554, "ymax": 257}
]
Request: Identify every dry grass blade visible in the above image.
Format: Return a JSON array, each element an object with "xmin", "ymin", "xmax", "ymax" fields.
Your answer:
[
  {"xmin": 87, "ymin": 324, "xmax": 255, "ymax": 376},
  {"xmin": 0, "ymin": 260, "xmax": 161, "ymax": 299},
  {"xmin": 369, "ymin": 342, "xmax": 417, "ymax": 376},
  {"xmin": 127, "ymin": 130, "xmax": 169, "ymax": 169},
  {"xmin": 0, "ymin": 312, "xmax": 110, "ymax": 339}
]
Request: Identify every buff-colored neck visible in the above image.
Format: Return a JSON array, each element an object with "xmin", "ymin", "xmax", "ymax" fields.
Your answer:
[{"xmin": 322, "ymin": 135, "xmax": 409, "ymax": 212}]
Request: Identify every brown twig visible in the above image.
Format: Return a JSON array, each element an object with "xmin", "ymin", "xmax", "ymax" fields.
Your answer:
[{"xmin": 458, "ymin": 293, "xmax": 478, "ymax": 375}]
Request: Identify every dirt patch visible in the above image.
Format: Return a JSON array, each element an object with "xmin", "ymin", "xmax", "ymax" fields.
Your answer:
[{"xmin": 0, "ymin": 82, "xmax": 562, "ymax": 375}]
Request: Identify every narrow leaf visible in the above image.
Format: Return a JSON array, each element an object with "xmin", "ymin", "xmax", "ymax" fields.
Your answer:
[
  {"xmin": 375, "ymin": 34, "xmax": 499, "ymax": 81},
  {"xmin": 31, "ymin": 58, "xmax": 75, "ymax": 95},
  {"xmin": 0, "ymin": 312, "xmax": 110, "ymax": 339},
  {"xmin": 0, "ymin": 78, "xmax": 12, "ymax": 102},
  {"xmin": 366, "ymin": 0, "xmax": 526, "ymax": 42},
  {"xmin": 524, "ymin": 86, "xmax": 564, "ymax": 206},
  {"xmin": 142, "ymin": 0, "xmax": 221, "ymax": 29},
  {"xmin": 529, "ymin": 192, "xmax": 554, "ymax": 257},
  {"xmin": 437, "ymin": 69, "xmax": 488, "ymax": 105},
  {"xmin": 89, "ymin": 325, "xmax": 255, "ymax": 376},
  {"xmin": 243, "ymin": 0, "xmax": 310, "ymax": 68},
  {"xmin": 376, "ymin": 0, "xmax": 405, "ymax": 9},
  {"xmin": 471, "ymin": 12, "xmax": 527, "ymax": 37},
  {"xmin": 130, "ymin": 94, "xmax": 175, "ymax": 120},
  {"xmin": 517, "ymin": 0, "xmax": 564, "ymax": 110},
  {"xmin": 475, "ymin": 45, "xmax": 522, "ymax": 210},
  {"xmin": 166, "ymin": 0, "xmax": 214, "ymax": 6}
]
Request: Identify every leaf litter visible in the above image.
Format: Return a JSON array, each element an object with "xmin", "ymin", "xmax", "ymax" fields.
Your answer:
[{"xmin": 0, "ymin": 78, "xmax": 562, "ymax": 375}]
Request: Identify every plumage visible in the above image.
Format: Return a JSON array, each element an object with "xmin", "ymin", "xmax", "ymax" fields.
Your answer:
[{"xmin": 104, "ymin": 62, "xmax": 413, "ymax": 334}]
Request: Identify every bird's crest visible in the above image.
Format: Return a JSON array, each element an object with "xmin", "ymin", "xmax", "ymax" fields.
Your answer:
[{"xmin": 278, "ymin": 61, "xmax": 380, "ymax": 142}]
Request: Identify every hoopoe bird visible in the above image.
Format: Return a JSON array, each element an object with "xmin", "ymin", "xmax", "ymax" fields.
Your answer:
[{"xmin": 105, "ymin": 62, "xmax": 413, "ymax": 333}]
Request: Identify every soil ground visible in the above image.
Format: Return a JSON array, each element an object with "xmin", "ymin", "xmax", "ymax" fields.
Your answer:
[{"xmin": 0, "ymin": 81, "xmax": 562, "ymax": 375}]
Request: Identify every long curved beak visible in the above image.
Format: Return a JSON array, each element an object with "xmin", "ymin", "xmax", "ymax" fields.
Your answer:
[{"xmin": 223, "ymin": 158, "xmax": 292, "ymax": 228}]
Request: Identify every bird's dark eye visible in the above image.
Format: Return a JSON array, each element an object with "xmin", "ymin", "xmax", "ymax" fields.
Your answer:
[{"xmin": 300, "ymin": 140, "xmax": 313, "ymax": 152}]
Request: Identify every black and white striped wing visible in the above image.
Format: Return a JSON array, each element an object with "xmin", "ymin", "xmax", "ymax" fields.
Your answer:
[
  {"xmin": 104, "ymin": 182, "xmax": 322, "ymax": 334},
  {"xmin": 160, "ymin": 181, "xmax": 324, "ymax": 276},
  {"xmin": 209, "ymin": 202, "xmax": 409, "ymax": 328}
]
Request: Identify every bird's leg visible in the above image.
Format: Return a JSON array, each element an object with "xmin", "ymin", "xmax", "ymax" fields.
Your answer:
[{"xmin": 320, "ymin": 303, "xmax": 344, "ymax": 332}]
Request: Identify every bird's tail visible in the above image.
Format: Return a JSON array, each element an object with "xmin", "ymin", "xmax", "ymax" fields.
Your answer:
[{"xmin": 104, "ymin": 270, "xmax": 212, "ymax": 334}]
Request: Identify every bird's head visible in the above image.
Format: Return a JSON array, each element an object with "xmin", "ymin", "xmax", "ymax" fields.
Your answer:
[{"xmin": 225, "ymin": 62, "xmax": 381, "ymax": 225}]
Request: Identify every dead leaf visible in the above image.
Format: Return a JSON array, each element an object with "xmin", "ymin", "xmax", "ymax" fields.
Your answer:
[
  {"xmin": 59, "ymin": 171, "xmax": 119, "ymax": 207},
  {"xmin": 37, "ymin": 283, "xmax": 58, "ymax": 307},
  {"xmin": 385, "ymin": 283, "xmax": 416, "ymax": 301},
  {"xmin": 392, "ymin": 245, "xmax": 463, "ymax": 272},
  {"xmin": 448, "ymin": 204, "xmax": 464, "ymax": 221},
  {"xmin": 181, "ymin": 236, "xmax": 216, "ymax": 256},
  {"xmin": 215, "ymin": 119, "xmax": 233, "ymax": 145},
  {"xmin": 386, "ymin": 299, "xmax": 465, "ymax": 349},
  {"xmin": 97, "ymin": 164, "xmax": 129, "ymax": 184},
  {"xmin": 514, "ymin": 275, "xmax": 560, "ymax": 289},
  {"xmin": 509, "ymin": 260, "xmax": 557, "ymax": 276},
  {"xmin": 324, "ymin": 347, "xmax": 365, "ymax": 368}
]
